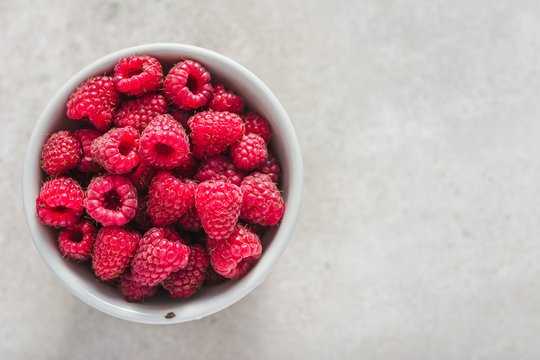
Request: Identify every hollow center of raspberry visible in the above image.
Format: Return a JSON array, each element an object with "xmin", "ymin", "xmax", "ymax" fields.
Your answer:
[
  {"xmin": 126, "ymin": 66, "xmax": 144, "ymax": 78},
  {"xmin": 103, "ymin": 190, "xmax": 122, "ymax": 211},
  {"xmin": 69, "ymin": 229, "xmax": 84, "ymax": 243},
  {"xmin": 185, "ymin": 74, "xmax": 198, "ymax": 93},
  {"xmin": 153, "ymin": 143, "xmax": 174, "ymax": 157},
  {"xmin": 119, "ymin": 141, "xmax": 134, "ymax": 156}
]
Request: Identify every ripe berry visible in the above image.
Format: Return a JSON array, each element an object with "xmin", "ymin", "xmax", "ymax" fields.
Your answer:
[
  {"xmin": 206, "ymin": 225, "xmax": 262, "ymax": 279},
  {"xmin": 90, "ymin": 126, "xmax": 140, "ymax": 174},
  {"xmin": 139, "ymin": 114, "xmax": 190, "ymax": 169},
  {"xmin": 256, "ymin": 152, "xmax": 281, "ymax": 184},
  {"xmin": 229, "ymin": 133, "xmax": 268, "ymax": 171},
  {"xmin": 240, "ymin": 173, "xmax": 285, "ymax": 226},
  {"xmin": 66, "ymin": 76, "xmax": 120, "ymax": 131},
  {"xmin": 195, "ymin": 180, "xmax": 242, "ymax": 240},
  {"xmin": 57, "ymin": 219, "xmax": 96, "ymax": 261},
  {"xmin": 113, "ymin": 93, "xmax": 168, "ymax": 132},
  {"xmin": 194, "ymin": 154, "xmax": 245, "ymax": 186},
  {"xmin": 188, "ymin": 111, "xmax": 244, "ymax": 159},
  {"xmin": 118, "ymin": 270, "xmax": 157, "ymax": 303},
  {"xmin": 84, "ymin": 174, "xmax": 138, "ymax": 226},
  {"xmin": 73, "ymin": 129, "xmax": 101, "ymax": 173},
  {"xmin": 92, "ymin": 226, "xmax": 141, "ymax": 281},
  {"xmin": 164, "ymin": 60, "xmax": 212, "ymax": 110},
  {"xmin": 177, "ymin": 206, "xmax": 203, "ymax": 233},
  {"xmin": 242, "ymin": 112, "xmax": 272, "ymax": 143},
  {"xmin": 41, "ymin": 130, "xmax": 82, "ymax": 176},
  {"xmin": 36, "ymin": 177, "xmax": 84, "ymax": 227},
  {"xmin": 113, "ymin": 55, "xmax": 163, "ymax": 96},
  {"xmin": 127, "ymin": 161, "xmax": 157, "ymax": 192},
  {"xmin": 207, "ymin": 83, "xmax": 244, "ymax": 114},
  {"xmin": 162, "ymin": 244, "xmax": 210, "ymax": 299}
]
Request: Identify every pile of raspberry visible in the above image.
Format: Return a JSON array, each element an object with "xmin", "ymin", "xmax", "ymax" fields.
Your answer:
[{"xmin": 36, "ymin": 55, "xmax": 285, "ymax": 302}]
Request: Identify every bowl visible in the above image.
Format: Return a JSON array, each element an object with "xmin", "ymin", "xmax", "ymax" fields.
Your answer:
[{"xmin": 22, "ymin": 43, "xmax": 303, "ymax": 324}]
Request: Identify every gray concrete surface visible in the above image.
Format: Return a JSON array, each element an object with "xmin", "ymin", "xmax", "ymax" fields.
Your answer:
[{"xmin": 3, "ymin": 0, "xmax": 540, "ymax": 359}]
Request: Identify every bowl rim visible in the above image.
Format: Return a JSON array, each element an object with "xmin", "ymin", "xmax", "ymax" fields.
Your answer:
[{"xmin": 22, "ymin": 43, "xmax": 303, "ymax": 324}]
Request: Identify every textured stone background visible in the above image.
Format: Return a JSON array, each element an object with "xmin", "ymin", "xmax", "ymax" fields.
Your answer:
[{"xmin": 3, "ymin": 0, "xmax": 540, "ymax": 359}]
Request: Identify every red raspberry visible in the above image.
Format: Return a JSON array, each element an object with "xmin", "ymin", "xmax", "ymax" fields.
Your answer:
[
  {"xmin": 90, "ymin": 126, "xmax": 140, "ymax": 174},
  {"xmin": 84, "ymin": 174, "xmax": 138, "ymax": 226},
  {"xmin": 177, "ymin": 206, "xmax": 203, "ymax": 233},
  {"xmin": 240, "ymin": 173, "xmax": 285, "ymax": 226},
  {"xmin": 127, "ymin": 161, "xmax": 157, "ymax": 192},
  {"xmin": 229, "ymin": 133, "xmax": 268, "ymax": 171},
  {"xmin": 207, "ymin": 83, "xmax": 244, "ymax": 114},
  {"xmin": 131, "ymin": 227, "xmax": 191, "ymax": 286},
  {"xmin": 36, "ymin": 177, "xmax": 84, "ymax": 227},
  {"xmin": 57, "ymin": 219, "xmax": 96, "ymax": 261},
  {"xmin": 66, "ymin": 76, "xmax": 120, "ymax": 131},
  {"xmin": 92, "ymin": 226, "xmax": 141, "ymax": 281},
  {"xmin": 146, "ymin": 170, "xmax": 196, "ymax": 226},
  {"xmin": 188, "ymin": 111, "xmax": 244, "ymax": 159},
  {"xmin": 163, "ymin": 60, "xmax": 212, "ymax": 110},
  {"xmin": 194, "ymin": 154, "xmax": 245, "ymax": 186},
  {"xmin": 118, "ymin": 270, "xmax": 158, "ymax": 303},
  {"xmin": 256, "ymin": 152, "xmax": 281, "ymax": 184},
  {"xmin": 195, "ymin": 180, "xmax": 242, "ymax": 240},
  {"xmin": 139, "ymin": 114, "xmax": 190, "ymax": 169},
  {"xmin": 73, "ymin": 129, "xmax": 101, "ymax": 173},
  {"xmin": 41, "ymin": 130, "xmax": 82, "ymax": 176},
  {"xmin": 130, "ymin": 194, "xmax": 152, "ymax": 232},
  {"xmin": 169, "ymin": 107, "xmax": 193, "ymax": 132},
  {"xmin": 243, "ymin": 112, "xmax": 272, "ymax": 143},
  {"xmin": 171, "ymin": 152, "xmax": 198, "ymax": 179},
  {"xmin": 162, "ymin": 244, "xmax": 210, "ymax": 298},
  {"xmin": 206, "ymin": 225, "xmax": 262, "ymax": 279},
  {"xmin": 113, "ymin": 93, "xmax": 167, "ymax": 132},
  {"xmin": 113, "ymin": 55, "xmax": 163, "ymax": 96}
]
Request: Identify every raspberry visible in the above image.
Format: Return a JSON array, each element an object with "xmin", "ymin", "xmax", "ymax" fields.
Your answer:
[
  {"xmin": 256, "ymin": 152, "xmax": 281, "ymax": 184},
  {"xmin": 162, "ymin": 244, "xmax": 210, "ymax": 299},
  {"xmin": 195, "ymin": 180, "xmax": 242, "ymax": 240},
  {"xmin": 242, "ymin": 112, "xmax": 272, "ymax": 143},
  {"xmin": 113, "ymin": 55, "xmax": 163, "ymax": 96},
  {"xmin": 131, "ymin": 227, "xmax": 191, "ymax": 286},
  {"xmin": 130, "ymin": 194, "xmax": 152, "ymax": 232},
  {"xmin": 207, "ymin": 83, "xmax": 244, "ymax": 114},
  {"xmin": 66, "ymin": 76, "xmax": 120, "ymax": 131},
  {"xmin": 90, "ymin": 126, "xmax": 140, "ymax": 174},
  {"xmin": 73, "ymin": 129, "xmax": 101, "ymax": 173},
  {"xmin": 177, "ymin": 206, "xmax": 203, "ymax": 233},
  {"xmin": 169, "ymin": 107, "xmax": 193, "ymax": 132},
  {"xmin": 146, "ymin": 170, "xmax": 196, "ymax": 226},
  {"xmin": 84, "ymin": 174, "xmax": 138, "ymax": 226},
  {"xmin": 188, "ymin": 111, "xmax": 244, "ymax": 159},
  {"xmin": 139, "ymin": 114, "xmax": 190, "ymax": 169},
  {"xmin": 240, "ymin": 173, "xmax": 285, "ymax": 226},
  {"xmin": 194, "ymin": 154, "xmax": 245, "ymax": 186},
  {"xmin": 163, "ymin": 60, "xmax": 212, "ymax": 110},
  {"xmin": 92, "ymin": 226, "xmax": 141, "ymax": 281},
  {"xmin": 204, "ymin": 266, "xmax": 228, "ymax": 285},
  {"xmin": 171, "ymin": 152, "xmax": 198, "ymax": 179},
  {"xmin": 229, "ymin": 133, "xmax": 268, "ymax": 171},
  {"xmin": 41, "ymin": 130, "xmax": 82, "ymax": 176},
  {"xmin": 118, "ymin": 270, "xmax": 158, "ymax": 303},
  {"xmin": 206, "ymin": 225, "xmax": 262, "ymax": 279},
  {"xmin": 36, "ymin": 177, "xmax": 84, "ymax": 227},
  {"xmin": 57, "ymin": 219, "xmax": 96, "ymax": 261},
  {"xmin": 127, "ymin": 161, "xmax": 157, "ymax": 192},
  {"xmin": 113, "ymin": 93, "xmax": 167, "ymax": 132}
]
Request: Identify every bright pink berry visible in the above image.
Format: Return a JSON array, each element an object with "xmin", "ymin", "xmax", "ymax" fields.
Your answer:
[
  {"xmin": 163, "ymin": 60, "xmax": 212, "ymax": 110},
  {"xmin": 230, "ymin": 133, "xmax": 268, "ymax": 171},
  {"xmin": 66, "ymin": 76, "xmax": 120, "ymax": 131},
  {"xmin": 169, "ymin": 107, "xmax": 193, "ymax": 131},
  {"xmin": 127, "ymin": 161, "xmax": 158, "ymax": 192},
  {"xmin": 206, "ymin": 225, "xmax": 262, "ymax": 279},
  {"xmin": 240, "ymin": 173, "xmax": 285, "ymax": 226},
  {"xmin": 188, "ymin": 111, "xmax": 244, "ymax": 159},
  {"xmin": 73, "ymin": 129, "xmax": 101, "ymax": 173},
  {"xmin": 92, "ymin": 226, "xmax": 141, "ymax": 281},
  {"xmin": 113, "ymin": 93, "xmax": 168, "ymax": 132},
  {"xmin": 243, "ymin": 112, "xmax": 272, "ymax": 143},
  {"xmin": 57, "ymin": 219, "xmax": 96, "ymax": 261},
  {"xmin": 162, "ymin": 244, "xmax": 210, "ymax": 299},
  {"xmin": 256, "ymin": 152, "xmax": 281, "ymax": 184},
  {"xmin": 113, "ymin": 55, "xmax": 163, "ymax": 96},
  {"xmin": 131, "ymin": 227, "xmax": 191, "ymax": 286},
  {"xmin": 207, "ymin": 83, "xmax": 244, "ymax": 114},
  {"xmin": 146, "ymin": 170, "xmax": 196, "ymax": 226},
  {"xmin": 194, "ymin": 154, "xmax": 245, "ymax": 186},
  {"xmin": 41, "ymin": 130, "xmax": 82, "ymax": 176},
  {"xmin": 195, "ymin": 180, "xmax": 243, "ymax": 240},
  {"xmin": 36, "ymin": 177, "xmax": 84, "ymax": 227},
  {"xmin": 84, "ymin": 174, "xmax": 138, "ymax": 226},
  {"xmin": 118, "ymin": 270, "xmax": 158, "ymax": 303},
  {"xmin": 90, "ymin": 126, "xmax": 140, "ymax": 174},
  {"xmin": 177, "ymin": 206, "xmax": 203, "ymax": 233},
  {"xmin": 171, "ymin": 151, "xmax": 198, "ymax": 179},
  {"xmin": 139, "ymin": 114, "xmax": 190, "ymax": 169}
]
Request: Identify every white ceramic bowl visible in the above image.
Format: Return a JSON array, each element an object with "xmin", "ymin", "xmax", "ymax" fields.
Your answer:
[{"xmin": 22, "ymin": 43, "xmax": 303, "ymax": 324}]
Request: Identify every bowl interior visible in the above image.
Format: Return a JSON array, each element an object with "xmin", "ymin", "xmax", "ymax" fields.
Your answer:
[{"xmin": 22, "ymin": 43, "xmax": 303, "ymax": 324}]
